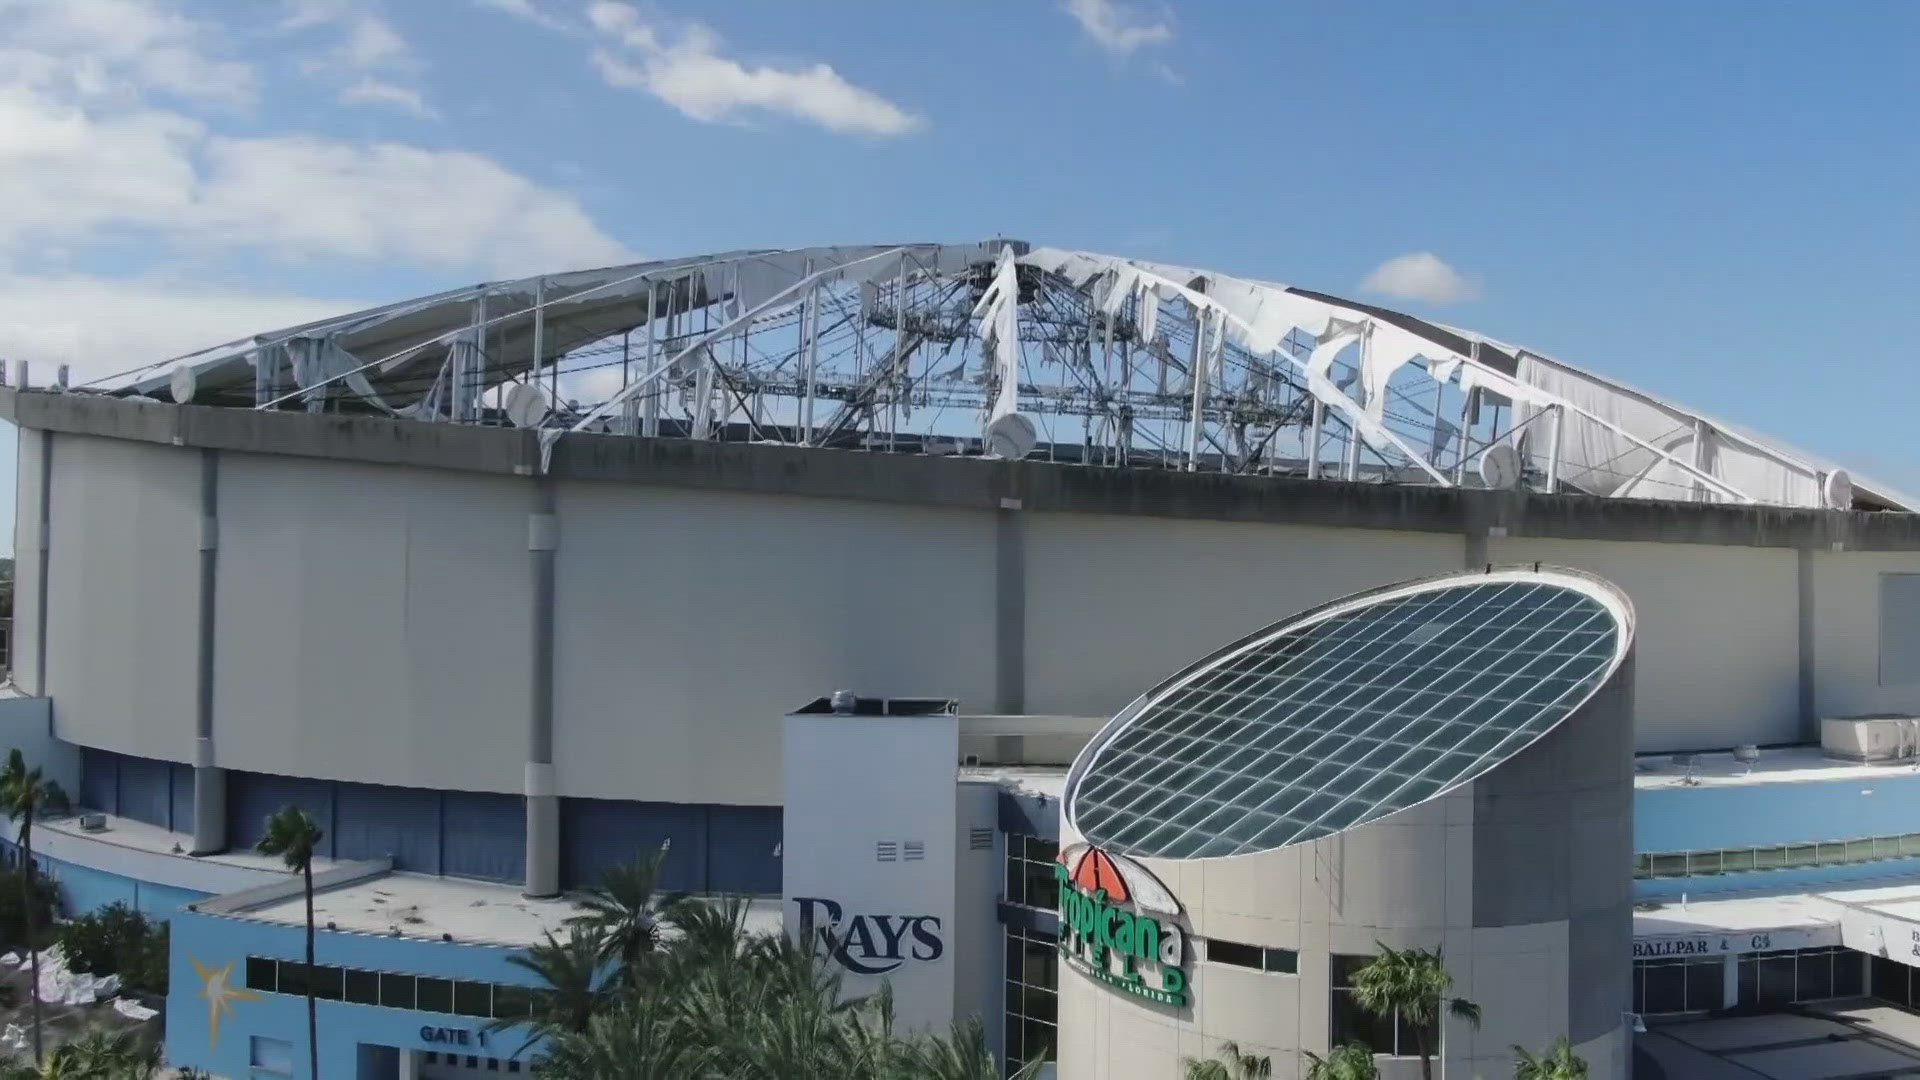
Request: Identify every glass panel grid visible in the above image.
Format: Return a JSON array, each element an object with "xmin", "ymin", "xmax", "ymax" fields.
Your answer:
[{"xmin": 1071, "ymin": 578, "xmax": 1621, "ymax": 859}]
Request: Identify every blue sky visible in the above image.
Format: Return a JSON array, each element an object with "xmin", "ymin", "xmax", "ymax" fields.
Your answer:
[{"xmin": 1, "ymin": 0, "xmax": 1917, "ymax": 545}]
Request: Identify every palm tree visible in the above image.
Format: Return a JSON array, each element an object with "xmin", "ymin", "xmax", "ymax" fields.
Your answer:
[
  {"xmin": 0, "ymin": 748, "xmax": 67, "ymax": 1065},
  {"xmin": 566, "ymin": 851, "xmax": 687, "ymax": 974},
  {"xmin": 906, "ymin": 1014, "xmax": 1047, "ymax": 1080},
  {"xmin": 256, "ymin": 806, "xmax": 323, "ymax": 1080},
  {"xmin": 499, "ymin": 927, "xmax": 612, "ymax": 1049},
  {"xmin": 1350, "ymin": 943, "xmax": 1480, "ymax": 1080},
  {"xmin": 1303, "ymin": 1043, "xmax": 1379, "ymax": 1080},
  {"xmin": 1513, "ymin": 1035, "xmax": 1588, "ymax": 1080},
  {"xmin": 530, "ymin": 993, "xmax": 709, "ymax": 1080},
  {"xmin": 1183, "ymin": 1040, "xmax": 1273, "ymax": 1080}
]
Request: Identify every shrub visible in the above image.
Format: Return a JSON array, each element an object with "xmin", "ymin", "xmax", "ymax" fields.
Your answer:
[
  {"xmin": 58, "ymin": 902, "xmax": 168, "ymax": 996},
  {"xmin": 0, "ymin": 867, "xmax": 58, "ymax": 952}
]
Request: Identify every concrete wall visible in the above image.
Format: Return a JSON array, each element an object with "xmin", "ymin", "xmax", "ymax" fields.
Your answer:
[
  {"xmin": 0, "ymin": 694, "xmax": 74, "ymax": 794},
  {"xmin": 555, "ymin": 484, "xmax": 995, "ymax": 804},
  {"xmin": 214, "ymin": 452, "xmax": 529, "ymax": 793},
  {"xmin": 19, "ymin": 412, "xmax": 1920, "ymax": 809},
  {"xmin": 1490, "ymin": 536, "xmax": 1799, "ymax": 751},
  {"xmin": 43, "ymin": 433, "xmax": 199, "ymax": 762},
  {"xmin": 1025, "ymin": 514, "xmax": 1460, "ymax": 718},
  {"xmin": 1813, "ymin": 550, "xmax": 1920, "ymax": 719}
]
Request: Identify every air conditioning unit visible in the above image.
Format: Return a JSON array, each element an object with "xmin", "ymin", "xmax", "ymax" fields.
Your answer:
[
  {"xmin": 1822, "ymin": 715, "xmax": 1920, "ymax": 763},
  {"xmin": 77, "ymin": 814, "xmax": 107, "ymax": 833}
]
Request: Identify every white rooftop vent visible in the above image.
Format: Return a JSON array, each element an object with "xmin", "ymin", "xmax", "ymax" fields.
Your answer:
[{"xmin": 1822, "ymin": 715, "xmax": 1920, "ymax": 763}]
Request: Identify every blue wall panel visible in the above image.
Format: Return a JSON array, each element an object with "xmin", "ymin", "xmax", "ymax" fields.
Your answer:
[
  {"xmin": 78, "ymin": 747, "xmax": 116, "ymax": 814},
  {"xmin": 442, "ymin": 791, "xmax": 522, "ymax": 883},
  {"xmin": 561, "ymin": 799, "xmax": 706, "ymax": 892},
  {"xmin": 706, "ymin": 805, "xmax": 782, "ymax": 895},
  {"xmin": 228, "ymin": 772, "xmax": 336, "ymax": 858},
  {"xmin": 117, "ymin": 754, "xmax": 173, "ymax": 830},
  {"xmin": 170, "ymin": 763, "xmax": 195, "ymax": 838},
  {"xmin": 334, "ymin": 783, "xmax": 441, "ymax": 874},
  {"xmin": 0, "ymin": 843, "xmax": 209, "ymax": 921}
]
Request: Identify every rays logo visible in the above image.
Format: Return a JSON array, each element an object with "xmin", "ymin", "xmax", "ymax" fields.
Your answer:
[
  {"xmin": 1055, "ymin": 843, "xmax": 1189, "ymax": 1007},
  {"xmin": 792, "ymin": 896, "xmax": 944, "ymax": 976}
]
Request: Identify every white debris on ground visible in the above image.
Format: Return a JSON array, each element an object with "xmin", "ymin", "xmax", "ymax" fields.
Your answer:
[{"xmin": 1, "ymin": 947, "xmax": 127, "ymax": 1007}]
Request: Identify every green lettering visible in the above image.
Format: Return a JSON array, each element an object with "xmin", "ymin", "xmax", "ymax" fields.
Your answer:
[{"xmin": 1134, "ymin": 915, "xmax": 1158, "ymax": 960}]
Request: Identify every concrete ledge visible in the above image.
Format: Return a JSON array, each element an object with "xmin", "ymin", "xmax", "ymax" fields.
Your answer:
[
  {"xmin": 6, "ymin": 387, "xmax": 1918, "ymax": 550},
  {"xmin": 194, "ymin": 857, "xmax": 394, "ymax": 915}
]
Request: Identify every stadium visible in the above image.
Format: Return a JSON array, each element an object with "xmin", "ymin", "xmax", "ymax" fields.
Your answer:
[{"xmin": 4, "ymin": 239, "xmax": 1920, "ymax": 1078}]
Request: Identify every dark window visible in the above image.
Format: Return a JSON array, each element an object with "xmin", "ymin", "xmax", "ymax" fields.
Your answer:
[
  {"xmin": 245, "ymin": 956, "xmax": 278, "ymax": 993},
  {"xmin": 454, "ymin": 981, "xmax": 493, "ymax": 1018},
  {"xmin": 416, "ymin": 977, "xmax": 454, "ymax": 1014},
  {"xmin": 277, "ymin": 962, "xmax": 308, "ymax": 998},
  {"xmin": 1004, "ymin": 834, "xmax": 1059, "ymax": 911},
  {"xmin": 1638, "ymin": 960, "xmax": 1686, "ymax": 1014},
  {"xmin": 308, "ymin": 964, "xmax": 344, "ymax": 1002},
  {"xmin": 1003, "ymin": 927, "xmax": 1057, "ymax": 1076},
  {"xmin": 1835, "ymin": 951, "xmax": 1865, "ymax": 998},
  {"xmin": 380, "ymin": 972, "xmax": 416, "ymax": 1010},
  {"xmin": 1264, "ymin": 948, "xmax": 1299, "ymax": 974},
  {"xmin": 1757, "ymin": 955, "xmax": 1796, "ymax": 1006},
  {"xmin": 344, "ymin": 970, "xmax": 379, "ymax": 1006},
  {"xmin": 1684, "ymin": 959, "xmax": 1722, "ymax": 1011},
  {"xmin": 492, "ymin": 985, "xmax": 535, "ymax": 1021},
  {"xmin": 1796, "ymin": 950, "xmax": 1833, "ymax": 1002},
  {"xmin": 1874, "ymin": 954, "xmax": 1911, "ymax": 1007},
  {"xmin": 1206, "ymin": 939, "xmax": 1263, "ymax": 969},
  {"xmin": 1330, "ymin": 954, "xmax": 1397, "ymax": 1055}
]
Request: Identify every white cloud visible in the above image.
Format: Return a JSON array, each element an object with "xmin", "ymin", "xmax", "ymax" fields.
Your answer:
[
  {"xmin": 474, "ymin": 0, "xmax": 571, "ymax": 32},
  {"xmin": 282, "ymin": 0, "xmax": 433, "ymax": 117},
  {"xmin": 1064, "ymin": 0, "xmax": 1174, "ymax": 58},
  {"xmin": 586, "ymin": 1, "xmax": 921, "ymax": 136},
  {"xmin": 339, "ymin": 77, "xmax": 435, "ymax": 118},
  {"xmin": 0, "ymin": 274, "xmax": 366, "ymax": 381},
  {"xmin": 1360, "ymin": 252, "xmax": 1481, "ymax": 305},
  {"xmin": 192, "ymin": 135, "xmax": 632, "ymax": 275},
  {"xmin": 0, "ymin": 0, "xmax": 631, "ymax": 277},
  {"xmin": 0, "ymin": 0, "xmax": 255, "ymax": 106}
]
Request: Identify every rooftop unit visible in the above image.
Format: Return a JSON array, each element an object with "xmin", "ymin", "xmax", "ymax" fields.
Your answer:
[{"xmin": 1821, "ymin": 715, "xmax": 1920, "ymax": 763}]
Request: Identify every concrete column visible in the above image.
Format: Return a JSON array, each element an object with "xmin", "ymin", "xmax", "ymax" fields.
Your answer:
[
  {"xmin": 1722, "ymin": 952, "xmax": 1740, "ymax": 1010},
  {"xmin": 524, "ymin": 480, "xmax": 560, "ymax": 897},
  {"xmin": 190, "ymin": 449, "xmax": 227, "ymax": 855},
  {"xmin": 1463, "ymin": 528, "xmax": 1489, "ymax": 571},
  {"xmin": 31, "ymin": 429, "xmax": 51, "ymax": 696},
  {"xmin": 994, "ymin": 497, "xmax": 1025, "ymax": 714},
  {"xmin": 399, "ymin": 1047, "xmax": 422, "ymax": 1080},
  {"xmin": 1798, "ymin": 545, "xmax": 1818, "ymax": 742}
]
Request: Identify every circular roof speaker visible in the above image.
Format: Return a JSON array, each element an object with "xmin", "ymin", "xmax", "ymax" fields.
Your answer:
[
  {"xmin": 1824, "ymin": 469, "xmax": 1853, "ymax": 511},
  {"xmin": 1479, "ymin": 442, "xmax": 1522, "ymax": 490},
  {"xmin": 169, "ymin": 366, "xmax": 197, "ymax": 405},
  {"xmin": 504, "ymin": 382, "xmax": 551, "ymax": 428},
  {"xmin": 983, "ymin": 412, "xmax": 1038, "ymax": 459}
]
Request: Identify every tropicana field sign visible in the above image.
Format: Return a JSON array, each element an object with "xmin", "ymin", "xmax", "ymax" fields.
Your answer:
[{"xmin": 1055, "ymin": 843, "xmax": 1189, "ymax": 1007}]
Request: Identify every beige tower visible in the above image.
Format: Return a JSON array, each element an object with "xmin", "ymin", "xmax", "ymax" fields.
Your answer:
[{"xmin": 1056, "ymin": 567, "xmax": 1637, "ymax": 1080}]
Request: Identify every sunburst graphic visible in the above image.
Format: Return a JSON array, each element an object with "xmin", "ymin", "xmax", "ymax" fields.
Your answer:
[{"xmin": 192, "ymin": 957, "xmax": 261, "ymax": 1049}]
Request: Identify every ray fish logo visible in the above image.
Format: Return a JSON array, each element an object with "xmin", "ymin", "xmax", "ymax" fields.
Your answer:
[{"xmin": 1055, "ymin": 843, "xmax": 1188, "ymax": 1006}]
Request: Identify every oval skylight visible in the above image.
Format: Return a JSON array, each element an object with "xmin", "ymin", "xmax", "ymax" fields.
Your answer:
[{"xmin": 1064, "ymin": 568, "xmax": 1632, "ymax": 861}]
